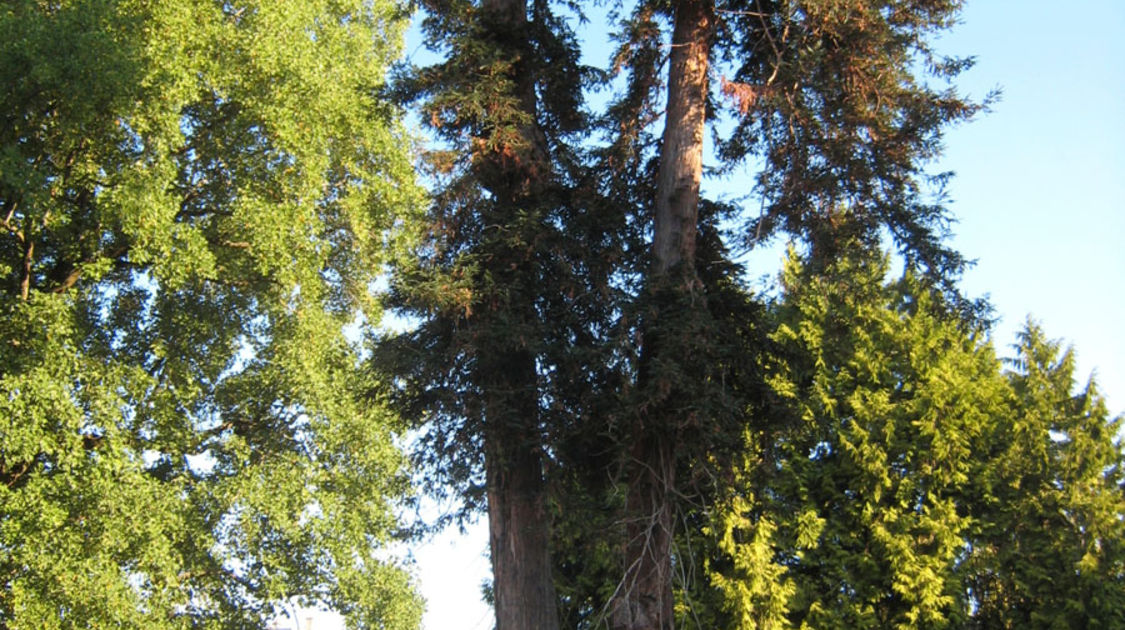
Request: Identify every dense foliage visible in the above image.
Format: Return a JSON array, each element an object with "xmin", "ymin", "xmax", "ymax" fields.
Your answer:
[
  {"xmin": 963, "ymin": 325, "xmax": 1125, "ymax": 628},
  {"xmin": 703, "ymin": 246, "xmax": 1125, "ymax": 629},
  {"xmin": 0, "ymin": 1, "xmax": 422, "ymax": 627},
  {"xmin": 556, "ymin": 1, "xmax": 990, "ymax": 627},
  {"xmin": 384, "ymin": 1, "xmax": 1122, "ymax": 629},
  {"xmin": 6, "ymin": 1, "xmax": 1120, "ymax": 629},
  {"xmin": 384, "ymin": 0, "xmax": 659, "ymax": 624}
]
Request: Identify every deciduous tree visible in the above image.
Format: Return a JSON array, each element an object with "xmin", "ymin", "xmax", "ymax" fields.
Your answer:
[{"xmin": 0, "ymin": 1, "xmax": 421, "ymax": 627}]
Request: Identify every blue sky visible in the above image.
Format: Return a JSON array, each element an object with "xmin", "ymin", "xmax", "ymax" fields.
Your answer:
[
  {"xmin": 298, "ymin": 2, "xmax": 1125, "ymax": 628},
  {"xmin": 417, "ymin": 3, "xmax": 1125, "ymax": 629},
  {"xmin": 937, "ymin": 0, "xmax": 1124, "ymax": 416}
]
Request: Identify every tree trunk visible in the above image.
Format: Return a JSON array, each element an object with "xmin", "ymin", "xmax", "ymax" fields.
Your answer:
[
  {"xmin": 485, "ymin": 352, "xmax": 559, "ymax": 630},
  {"xmin": 652, "ymin": 0, "xmax": 712, "ymax": 279},
  {"xmin": 613, "ymin": 2, "xmax": 713, "ymax": 629},
  {"xmin": 476, "ymin": 1, "xmax": 560, "ymax": 628},
  {"xmin": 613, "ymin": 433, "xmax": 677, "ymax": 630}
]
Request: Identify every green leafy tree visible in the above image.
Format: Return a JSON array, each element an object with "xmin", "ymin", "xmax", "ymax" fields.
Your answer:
[
  {"xmin": 0, "ymin": 1, "xmax": 422, "ymax": 627},
  {"xmin": 708, "ymin": 245, "xmax": 1007, "ymax": 629},
  {"xmin": 962, "ymin": 323, "xmax": 1125, "ymax": 629}
]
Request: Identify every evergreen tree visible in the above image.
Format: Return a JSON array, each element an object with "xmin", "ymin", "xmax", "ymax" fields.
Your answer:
[
  {"xmin": 385, "ymin": 2, "xmax": 621, "ymax": 628},
  {"xmin": 596, "ymin": 2, "xmax": 986, "ymax": 627},
  {"xmin": 691, "ymin": 253, "xmax": 1125, "ymax": 630},
  {"xmin": 962, "ymin": 323, "xmax": 1125, "ymax": 629},
  {"xmin": 0, "ymin": 1, "xmax": 421, "ymax": 627},
  {"xmin": 392, "ymin": 2, "xmax": 991, "ymax": 628},
  {"xmin": 705, "ymin": 245, "xmax": 1006, "ymax": 629}
]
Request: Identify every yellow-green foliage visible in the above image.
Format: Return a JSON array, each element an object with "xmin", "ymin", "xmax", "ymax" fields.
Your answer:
[
  {"xmin": 0, "ymin": 1, "xmax": 422, "ymax": 627},
  {"xmin": 706, "ymin": 245, "xmax": 1124, "ymax": 629}
]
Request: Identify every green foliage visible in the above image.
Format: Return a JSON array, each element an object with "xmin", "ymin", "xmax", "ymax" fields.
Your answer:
[
  {"xmin": 702, "ymin": 246, "xmax": 1125, "ymax": 630},
  {"xmin": 0, "ymin": 1, "xmax": 422, "ymax": 627},
  {"xmin": 714, "ymin": 0, "xmax": 990, "ymax": 281},
  {"xmin": 598, "ymin": 0, "xmax": 988, "ymax": 284},
  {"xmin": 376, "ymin": 3, "xmax": 1119, "ymax": 629},
  {"xmin": 385, "ymin": 0, "xmax": 626, "ymax": 519},
  {"xmin": 563, "ymin": 2, "xmax": 992, "ymax": 621},
  {"xmin": 962, "ymin": 323, "xmax": 1125, "ymax": 629},
  {"xmin": 389, "ymin": 0, "xmax": 989, "ymax": 624},
  {"xmin": 733, "ymin": 246, "xmax": 1004, "ymax": 629}
]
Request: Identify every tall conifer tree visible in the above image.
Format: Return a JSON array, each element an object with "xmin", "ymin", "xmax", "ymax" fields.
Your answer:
[
  {"xmin": 387, "ymin": 2, "xmax": 621, "ymax": 628},
  {"xmin": 597, "ymin": 2, "xmax": 984, "ymax": 627},
  {"xmin": 610, "ymin": 0, "xmax": 715, "ymax": 625},
  {"xmin": 396, "ymin": 1, "xmax": 988, "ymax": 627}
]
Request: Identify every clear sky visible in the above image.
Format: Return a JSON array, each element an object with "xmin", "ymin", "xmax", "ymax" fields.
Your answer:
[
  {"xmin": 935, "ymin": 0, "xmax": 1124, "ymax": 419},
  {"xmin": 296, "ymin": 1, "xmax": 1125, "ymax": 628}
]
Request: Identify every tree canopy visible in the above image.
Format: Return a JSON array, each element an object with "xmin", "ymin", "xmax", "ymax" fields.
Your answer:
[
  {"xmin": 0, "ymin": 1, "xmax": 422, "ymax": 627},
  {"xmin": 386, "ymin": 2, "xmax": 1121, "ymax": 630},
  {"xmin": 702, "ymin": 246, "xmax": 1125, "ymax": 629},
  {"xmin": 3, "ymin": 1, "xmax": 1121, "ymax": 629}
]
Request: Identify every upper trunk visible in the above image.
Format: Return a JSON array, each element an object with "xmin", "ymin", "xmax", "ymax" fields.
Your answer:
[
  {"xmin": 614, "ymin": 2, "xmax": 713, "ymax": 629},
  {"xmin": 652, "ymin": 0, "xmax": 712, "ymax": 280}
]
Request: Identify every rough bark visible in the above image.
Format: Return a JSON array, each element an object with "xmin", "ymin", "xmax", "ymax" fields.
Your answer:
[
  {"xmin": 613, "ymin": 2, "xmax": 713, "ymax": 629},
  {"xmin": 476, "ymin": 1, "xmax": 560, "ymax": 628},
  {"xmin": 485, "ymin": 351, "xmax": 560, "ymax": 630},
  {"xmin": 613, "ymin": 434, "xmax": 677, "ymax": 630},
  {"xmin": 651, "ymin": 0, "xmax": 712, "ymax": 279}
]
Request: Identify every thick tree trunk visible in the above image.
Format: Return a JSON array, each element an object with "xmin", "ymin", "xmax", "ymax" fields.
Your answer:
[
  {"xmin": 476, "ymin": 1, "xmax": 560, "ymax": 628},
  {"xmin": 613, "ymin": 2, "xmax": 713, "ymax": 629},
  {"xmin": 652, "ymin": 0, "xmax": 712, "ymax": 278},
  {"xmin": 485, "ymin": 353, "xmax": 559, "ymax": 630},
  {"xmin": 613, "ymin": 434, "xmax": 677, "ymax": 630}
]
